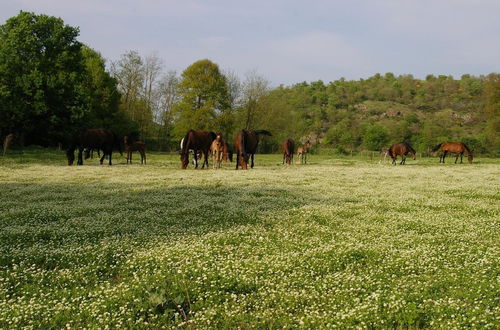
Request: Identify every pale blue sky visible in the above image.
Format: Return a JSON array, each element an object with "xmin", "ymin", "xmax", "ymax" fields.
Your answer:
[{"xmin": 2, "ymin": 0, "xmax": 500, "ymax": 85}]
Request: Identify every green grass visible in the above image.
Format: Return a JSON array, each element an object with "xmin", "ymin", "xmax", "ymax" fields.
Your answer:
[{"xmin": 0, "ymin": 149, "xmax": 499, "ymax": 328}]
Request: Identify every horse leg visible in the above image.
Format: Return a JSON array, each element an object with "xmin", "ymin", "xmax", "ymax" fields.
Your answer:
[
  {"xmin": 460, "ymin": 152, "xmax": 463, "ymax": 164},
  {"xmin": 283, "ymin": 153, "xmax": 285, "ymax": 165},
  {"xmin": 194, "ymin": 150, "xmax": 198, "ymax": 169},
  {"xmin": 251, "ymin": 154, "xmax": 255, "ymax": 168},
  {"xmin": 100, "ymin": 152, "xmax": 106, "ymax": 165},
  {"xmin": 77, "ymin": 148, "xmax": 84, "ymax": 165},
  {"xmin": 442, "ymin": 151, "xmax": 447, "ymax": 163},
  {"xmin": 109, "ymin": 151, "xmax": 112, "ymax": 165}
]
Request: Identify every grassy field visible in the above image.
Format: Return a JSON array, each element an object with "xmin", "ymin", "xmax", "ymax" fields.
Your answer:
[{"xmin": 0, "ymin": 149, "xmax": 499, "ymax": 328}]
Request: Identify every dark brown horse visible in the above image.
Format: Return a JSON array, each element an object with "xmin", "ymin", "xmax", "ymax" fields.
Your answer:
[
  {"xmin": 388, "ymin": 142, "xmax": 416, "ymax": 165},
  {"xmin": 66, "ymin": 129, "xmax": 122, "ymax": 166},
  {"xmin": 297, "ymin": 140, "xmax": 312, "ymax": 164},
  {"xmin": 222, "ymin": 140, "xmax": 233, "ymax": 162},
  {"xmin": 180, "ymin": 130, "xmax": 216, "ymax": 169},
  {"xmin": 124, "ymin": 136, "xmax": 146, "ymax": 165},
  {"xmin": 432, "ymin": 142, "xmax": 473, "ymax": 164},
  {"xmin": 234, "ymin": 129, "xmax": 272, "ymax": 169},
  {"xmin": 282, "ymin": 138, "xmax": 295, "ymax": 165}
]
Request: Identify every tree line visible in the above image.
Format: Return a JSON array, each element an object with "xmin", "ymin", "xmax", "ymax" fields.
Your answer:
[{"xmin": 1, "ymin": 12, "xmax": 499, "ymax": 155}]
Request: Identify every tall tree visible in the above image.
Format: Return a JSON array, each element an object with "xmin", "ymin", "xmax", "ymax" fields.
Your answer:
[
  {"xmin": 0, "ymin": 11, "xmax": 86, "ymax": 145},
  {"xmin": 172, "ymin": 59, "xmax": 231, "ymax": 139},
  {"xmin": 483, "ymin": 73, "xmax": 500, "ymax": 155},
  {"xmin": 239, "ymin": 70, "xmax": 270, "ymax": 129}
]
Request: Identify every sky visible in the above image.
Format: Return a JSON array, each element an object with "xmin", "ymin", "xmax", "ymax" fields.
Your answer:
[{"xmin": 2, "ymin": 0, "xmax": 500, "ymax": 85}]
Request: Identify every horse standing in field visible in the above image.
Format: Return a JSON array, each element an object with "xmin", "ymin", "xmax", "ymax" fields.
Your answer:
[
  {"xmin": 388, "ymin": 143, "xmax": 416, "ymax": 165},
  {"xmin": 297, "ymin": 140, "xmax": 312, "ymax": 164},
  {"xmin": 66, "ymin": 129, "xmax": 122, "ymax": 166},
  {"xmin": 124, "ymin": 136, "xmax": 146, "ymax": 164},
  {"xmin": 222, "ymin": 140, "xmax": 233, "ymax": 163},
  {"xmin": 282, "ymin": 138, "xmax": 295, "ymax": 165},
  {"xmin": 234, "ymin": 129, "xmax": 272, "ymax": 169},
  {"xmin": 2, "ymin": 133, "xmax": 14, "ymax": 156},
  {"xmin": 210, "ymin": 132, "xmax": 224, "ymax": 169},
  {"xmin": 180, "ymin": 130, "xmax": 216, "ymax": 169},
  {"xmin": 432, "ymin": 142, "xmax": 473, "ymax": 164}
]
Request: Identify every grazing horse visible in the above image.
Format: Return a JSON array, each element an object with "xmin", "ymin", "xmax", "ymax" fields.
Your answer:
[
  {"xmin": 432, "ymin": 142, "xmax": 473, "ymax": 164},
  {"xmin": 124, "ymin": 136, "xmax": 146, "ymax": 164},
  {"xmin": 66, "ymin": 129, "xmax": 122, "ymax": 166},
  {"xmin": 234, "ymin": 129, "xmax": 272, "ymax": 169},
  {"xmin": 297, "ymin": 140, "xmax": 312, "ymax": 164},
  {"xmin": 222, "ymin": 140, "xmax": 233, "ymax": 162},
  {"xmin": 388, "ymin": 142, "xmax": 416, "ymax": 165},
  {"xmin": 180, "ymin": 130, "xmax": 216, "ymax": 169},
  {"xmin": 210, "ymin": 133, "xmax": 224, "ymax": 169},
  {"xmin": 282, "ymin": 138, "xmax": 295, "ymax": 165},
  {"xmin": 2, "ymin": 133, "xmax": 14, "ymax": 156}
]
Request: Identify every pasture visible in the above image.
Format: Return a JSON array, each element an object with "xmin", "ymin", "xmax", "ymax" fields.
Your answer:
[{"xmin": 0, "ymin": 150, "xmax": 499, "ymax": 328}]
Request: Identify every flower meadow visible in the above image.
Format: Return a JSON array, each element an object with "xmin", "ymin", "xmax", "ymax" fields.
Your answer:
[{"xmin": 0, "ymin": 151, "xmax": 499, "ymax": 328}]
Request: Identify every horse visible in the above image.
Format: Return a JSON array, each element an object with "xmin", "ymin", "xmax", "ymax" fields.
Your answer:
[
  {"xmin": 388, "ymin": 142, "xmax": 416, "ymax": 165},
  {"xmin": 282, "ymin": 138, "xmax": 295, "ymax": 165},
  {"xmin": 180, "ymin": 137, "xmax": 202, "ymax": 165},
  {"xmin": 66, "ymin": 128, "xmax": 122, "ymax": 166},
  {"xmin": 210, "ymin": 132, "xmax": 224, "ymax": 169},
  {"xmin": 2, "ymin": 133, "xmax": 14, "ymax": 156},
  {"xmin": 222, "ymin": 140, "xmax": 233, "ymax": 162},
  {"xmin": 234, "ymin": 129, "xmax": 272, "ymax": 169},
  {"xmin": 432, "ymin": 142, "xmax": 473, "ymax": 164},
  {"xmin": 180, "ymin": 130, "xmax": 216, "ymax": 169},
  {"xmin": 297, "ymin": 140, "xmax": 312, "ymax": 164},
  {"xmin": 124, "ymin": 136, "xmax": 146, "ymax": 164}
]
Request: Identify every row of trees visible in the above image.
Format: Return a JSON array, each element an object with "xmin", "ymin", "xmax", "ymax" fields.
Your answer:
[{"xmin": 1, "ymin": 12, "xmax": 499, "ymax": 155}]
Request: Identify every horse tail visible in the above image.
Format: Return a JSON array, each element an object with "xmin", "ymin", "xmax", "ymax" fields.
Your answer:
[
  {"xmin": 254, "ymin": 130, "xmax": 272, "ymax": 137},
  {"xmin": 431, "ymin": 143, "xmax": 443, "ymax": 152}
]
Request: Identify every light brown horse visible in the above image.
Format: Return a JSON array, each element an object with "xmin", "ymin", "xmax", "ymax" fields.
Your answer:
[
  {"xmin": 234, "ymin": 129, "xmax": 272, "ymax": 169},
  {"xmin": 210, "ymin": 133, "xmax": 224, "ymax": 169},
  {"xmin": 388, "ymin": 142, "xmax": 416, "ymax": 165},
  {"xmin": 180, "ymin": 130, "xmax": 216, "ymax": 169},
  {"xmin": 282, "ymin": 138, "xmax": 295, "ymax": 165},
  {"xmin": 124, "ymin": 136, "xmax": 146, "ymax": 164},
  {"xmin": 2, "ymin": 133, "xmax": 14, "ymax": 156},
  {"xmin": 432, "ymin": 142, "xmax": 473, "ymax": 164},
  {"xmin": 297, "ymin": 140, "xmax": 312, "ymax": 164}
]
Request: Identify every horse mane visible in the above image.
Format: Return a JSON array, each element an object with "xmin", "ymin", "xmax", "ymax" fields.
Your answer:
[
  {"xmin": 253, "ymin": 130, "xmax": 272, "ymax": 137},
  {"xmin": 405, "ymin": 142, "xmax": 416, "ymax": 154},
  {"xmin": 431, "ymin": 143, "xmax": 443, "ymax": 152},
  {"xmin": 209, "ymin": 131, "xmax": 217, "ymax": 141},
  {"xmin": 462, "ymin": 143, "xmax": 472, "ymax": 154}
]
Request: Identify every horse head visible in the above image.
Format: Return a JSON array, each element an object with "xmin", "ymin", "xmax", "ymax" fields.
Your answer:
[
  {"xmin": 467, "ymin": 153, "xmax": 473, "ymax": 164},
  {"xmin": 180, "ymin": 152, "xmax": 190, "ymax": 169}
]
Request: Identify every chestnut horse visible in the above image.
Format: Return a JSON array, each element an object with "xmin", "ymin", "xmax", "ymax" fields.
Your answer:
[
  {"xmin": 124, "ymin": 136, "xmax": 146, "ymax": 164},
  {"xmin": 432, "ymin": 142, "xmax": 473, "ymax": 164},
  {"xmin": 234, "ymin": 129, "xmax": 272, "ymax": 169},
  {"xmin": 388, "ymin": 142, "xmax": 416, "ymax": 165},
  {"xmin": 66, "ymin": 128, "xmax": 122, "ymax": 165},
  {"xmin": 297, "ymin": 140, "xmax": 312, "ymax": 164},
  {"xmin": 222, "ymin": 140, "xmax": 233, "ymax": 162},
  {"xmin": 180, "ymin": 130, "xmax": 216, "ymax": 169},
  {"xmin": 282, "ymin": 138, "xmax": 295, "ymax": 165},
  {"xmin": 210, "ymin": 132, "xmax": 224, "ymax": 169}
]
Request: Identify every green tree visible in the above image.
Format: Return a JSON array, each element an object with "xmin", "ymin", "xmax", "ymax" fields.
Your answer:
[
  {"xmin": 363, "ymin": 124, "xmax": 388, "ymax": 151},
  {"xmin": 172, "ymin": 59, "xmax": 231, "ymax": 139},
  {"xmin": 0, "ymin": 11, "xmax": 86, "ymax": 145},
  {"xmin": 482, "ymin": 73, "xmax": 500, "ymax": 155}
]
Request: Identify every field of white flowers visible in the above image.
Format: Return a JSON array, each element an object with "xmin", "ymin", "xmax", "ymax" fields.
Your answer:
[{"xmin": 0, "ymin": 150, "xmax": 499, "ymax": 328}]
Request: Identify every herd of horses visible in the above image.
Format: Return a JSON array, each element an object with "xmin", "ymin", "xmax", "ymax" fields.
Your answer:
[{"xmin": 60, "ymin": 128, "xmax": 474, "ymax": 168}]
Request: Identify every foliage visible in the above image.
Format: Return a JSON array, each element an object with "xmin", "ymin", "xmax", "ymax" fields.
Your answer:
[
  {"xmin": 0, "ymin": 11, "xmax": 85, "ymax": 145},
  {"xmin": 172, "ymin": 59, "xmax": 231, "ymax": 139}
]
